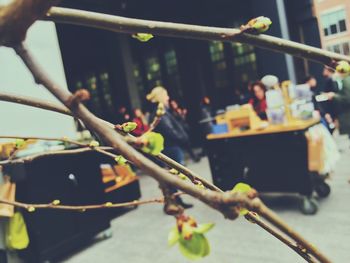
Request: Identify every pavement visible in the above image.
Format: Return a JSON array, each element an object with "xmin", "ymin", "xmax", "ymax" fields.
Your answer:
[{"xmin": 64, "ymin": 137, "xmax": 350, "ymax": 263}]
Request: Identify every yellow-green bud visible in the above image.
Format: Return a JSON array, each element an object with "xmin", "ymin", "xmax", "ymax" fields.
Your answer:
[
  {"xmin": 178, "ymin": 173, "xmax": 187, "ymax": 180},
  {"xmin": 115, "ymin": 155, "xmax": 127, "ymax": 165},
  {"xmin": 169, "ymin": 168, "xmax": 179, "ymax": 175},
  {"xmin": 15, "ymin": 139, "xmax": 25, "ymax": 148},
  {"xmin": 27, "ymin": 206, "xmax": 36, "ymax": 212},
  {"xmin": 336, "ymin": 61, "xmax": 350, "ymax": 74},
  {"xmin": 248, "ymin": 16, "xmax": 272, "ymax": 33},
  {"xmin": 132, "ymin": 33, "xmax": 154, "ymax": 42},
  {"xmin": 52, "ymin": 200, "xmax": 60, "ymax": 206},
  {"xmin": 121, "ymin": 122, "xmax": 138, "ymax": 133},
  {"xmin": 89, "ymin": 140, "xmax": 99, "ymax": 147}
]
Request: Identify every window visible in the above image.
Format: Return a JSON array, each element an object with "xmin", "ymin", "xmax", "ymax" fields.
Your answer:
[
  {"xmin": 145, "ymin": 56, "xmax": 162, "ymax": 88},
  {"xmin": 133, "ymin": 63, "xmax": 145, "ymax": 94},
  {"xmin": 164, "ymin": 49, "xmax": 178, "ymax": 75},
  {"xmin": 99, "ymin": 72, "xmax": 114, "ymax": 112},
  {"xmin": 231, "ymin": 43, "xmax": 258, "ymax": 85},
  {"xmin": 321, "ymin": 9, "xmax": 347, "ymax": 36},
  {"xmin": 327, "ymin": 42, "xmax": 350, "ymax": 55},
  {"xmin": 164, "ymin": 49, "xmax": 183, "ymax": 98},
  {"xmin": 209, "ymin": 41, "xmax": 229, "ymax": 89},
  {"xmin": 84, "ymin": 74, "xmax": 103, "ymax": 115}
]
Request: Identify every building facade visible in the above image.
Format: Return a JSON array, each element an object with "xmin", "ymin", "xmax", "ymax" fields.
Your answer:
[
  {"xmin": 314, "ymin": 0, "xmax": 350, "ymax": 56},
  {"xmin": 56, "ymin": 0, "xmax": 322, "ymax": 143}
]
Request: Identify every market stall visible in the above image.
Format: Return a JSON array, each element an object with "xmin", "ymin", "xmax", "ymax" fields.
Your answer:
[{"xmin": 206, "ymin": 82, "xmax": 339, "ymax": 215}]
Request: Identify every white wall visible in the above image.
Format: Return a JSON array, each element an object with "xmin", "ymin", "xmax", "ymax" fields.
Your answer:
[{"xmin": 0, "ymin": 21, "xmax": 76, "ymax": 138}]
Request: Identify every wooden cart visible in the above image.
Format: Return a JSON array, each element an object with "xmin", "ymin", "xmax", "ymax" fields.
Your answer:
[{"xmin": 206, "ymin": 119, "xmax": 330, "ymax": 215}]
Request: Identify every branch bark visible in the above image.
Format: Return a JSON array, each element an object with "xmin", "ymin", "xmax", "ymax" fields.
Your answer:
[
  {"xmin": 45, "ymin": 7, "xmax": 350, "ymax": 66},
  {"xmin": 0, "ymin": 91, "xmax": 71, "ymax": 116},
  {"xmin": 0, "ymin": 0, "xmax": 60, "ymax": 46},
  {"xmin": 13, "ymin": 43, "xmax": 253, "ymax": 219},
  {"xmin": 0, "ymin": 146, "xmax": 113, "ymax": 166},
  {"xmin": 0, "ymin": 91, "xmax": 221, "ymax": 192},
  {"xmin": 0, "ymin": 2, "xmax": 334, "ymax": 261},
  {"xmin": 245, "ymin": 212, "xmax": 316, "ymax": 263},
  {"xmin": 0, "ymin": 197, "xmax": 164, "ymax": 211},
  {"xmin": 0, "ymin": 83, "xmax": 333, "ymax": 263}
]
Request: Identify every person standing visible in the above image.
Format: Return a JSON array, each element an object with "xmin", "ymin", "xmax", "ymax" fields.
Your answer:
[
  {"xmin": 321, "ymin": 67, "xmax": 339, "ymax": 132},
  {"xmin": 131, "ymin": 108, "xmax": 149, "ymax": 136},
  {"xmin": 325, "ymin": 74, "xmax": 350, "ymax": 137},
  {"xmin": 146, "ymin": 86, "xmax": 193, "ymax": 209},
  {"xmin": 199, "ymin": 96, "xmax": 214, "ymax": 135},
  {"xmin": 304, "ymin": 75, "xmax": 320, "ymax": 110},
  {"xmin": 146, "ymin": 89, "xmax": 189, "ymax": 165},
  {"xmin": 323, "ymin": 67, "xmax": 339, "ymax": 93},
  {"xmin": 249, "ymin": 81, "xmax": 268, "ymax": 120},
  {"xmin": 169, "ymin": 99, "xmax": 200, "ymax": 162}
]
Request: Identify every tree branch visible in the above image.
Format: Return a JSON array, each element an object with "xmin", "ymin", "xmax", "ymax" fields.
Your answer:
[
  {"xmin": 0, "ymin": 91, "xmax": 221, "ymax": 192},
  {"xmin": 0, "ymin": 91, "xmax": 71, "ymax": 116},
  {"xmin": 0, "ymin": 135, "xmax": 87, "ymax": 147},
  {"xmin": 245, "ymin": 212, "xmax": 316, "ymax": 263},
  {"xmin": 0, "ymin": 85, "xmax": 333, "ymax": 262},
  {"xmin": 257, "ymin": 202, "xmax": 331, "ymax": 263},
  {"xmin": 0, "ymin": 197, "xmax": 164, "ymax": 211},
  {"xmin": 0, "ymin": 2, "xmax": 334, "ymax": 260},
  {"xmin": 0, "ymin": 146, "xmax": 114, "ymax": 166},
  {"xmin": 0, "ymin": 0, "xmax": 60, "ymax": 46},
  {"xmin": 45, "ymin": 7, "xmax": 350, "ymax": 66},
  {"xmin": 13, "ymin": 42, "xmax": 254, "ymax": 219}
]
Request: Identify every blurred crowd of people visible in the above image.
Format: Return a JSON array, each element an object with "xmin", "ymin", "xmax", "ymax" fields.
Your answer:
[
  {"xmin": 114, "ymin": 67, "xmax": 350, "ymax": 168},
  {"xmin": 220, "ymin": 67, "xmax": 350, "ymax": 137},
  {"xmin": 115, "ymin": 87, "xmax": 201, "ymax": 167}
]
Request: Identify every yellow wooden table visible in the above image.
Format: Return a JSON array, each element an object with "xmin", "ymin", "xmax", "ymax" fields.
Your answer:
[{"xmin": 207, "ymin": 119, "xmax": 320, "ymax": 140}]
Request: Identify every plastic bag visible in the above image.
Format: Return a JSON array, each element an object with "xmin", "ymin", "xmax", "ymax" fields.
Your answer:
[{"xmin": 5, "ymin": 211, "xmax": 30, "ymax": 250}]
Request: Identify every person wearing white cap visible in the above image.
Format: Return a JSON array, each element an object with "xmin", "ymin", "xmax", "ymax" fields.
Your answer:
[{"xmin": 261, "ymin": 75, "xmax": 279, "ymax": 89}]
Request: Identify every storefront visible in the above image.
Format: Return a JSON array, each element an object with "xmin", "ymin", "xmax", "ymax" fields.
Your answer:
[{"xmin": 56, "ymin": 0, "xmax": 323, "ymax": 143}]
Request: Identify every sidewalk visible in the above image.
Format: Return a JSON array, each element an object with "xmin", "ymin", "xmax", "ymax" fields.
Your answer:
[{"xmin": 65, "ymin": 145, "xmax": 350, "ymax": 263}]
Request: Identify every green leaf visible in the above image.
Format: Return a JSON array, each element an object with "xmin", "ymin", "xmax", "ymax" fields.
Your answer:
[
  {"xmin": 194, "ymin": 223, "xmax": 215, "ymax": 234},
  {"xmin": 178, "ymin": 233, "xmax": 210, "ymax": 260},
  {"xmin": 141, "ymin": 132, "xmax": 164, "ymax": 155},
  {"xmin": 132, "ymin": 33, "xmax": 154, "ymax": 42},
  {"xmin": 201, "ymin": 235, "xmax": 210, "ymax": 257},
  {"xmin": 168, "ymin": 227, "xmax": 180, "ymax": 247},
  {"xmin": 121, "ymin": 122, "xmax": 138, "ymax": 133}
]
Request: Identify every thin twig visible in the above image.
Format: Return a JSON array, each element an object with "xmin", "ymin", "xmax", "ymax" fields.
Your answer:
[
  {"xmin": 0, "ymin": 2, "xmax": 333, "ymax": 259},
  {"xmin": 45, "ymin": 7, "xmax": 350, "ymax": 66},
  {"xmin": 0, "ymin": 93, "xmax": 219, "ymax": 192},
  {"xmin": 0, "ymin": 73, "xmax": 331, "ymax": 263},
  {"xmin": 245, "ymin": 212, "xmax": 316, "ymax": 263},
  {"xmin": 0, "ymin": 197, "xmax": 164, "ymax": 211},
  {"xmin": 0, "ymin": 91, "xmax": 71, "ymax": 116},
  {"xmin": 0, "ymin": 135, "xmax": 87, "ymax": 147},
  {"xmin": 0, "ymin": 146, "xmax": 113, "ymax": 166},
  {"xmin": 147, "ymin": 117, "xmax": 161, "ymax": 133},
  {"xmin": 256, "ymin": 202, "xmax": 331, "ymax": 263},
  {"xmin": 14, "ymin": 42, "xmax": 253, "ymax": 219}
]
